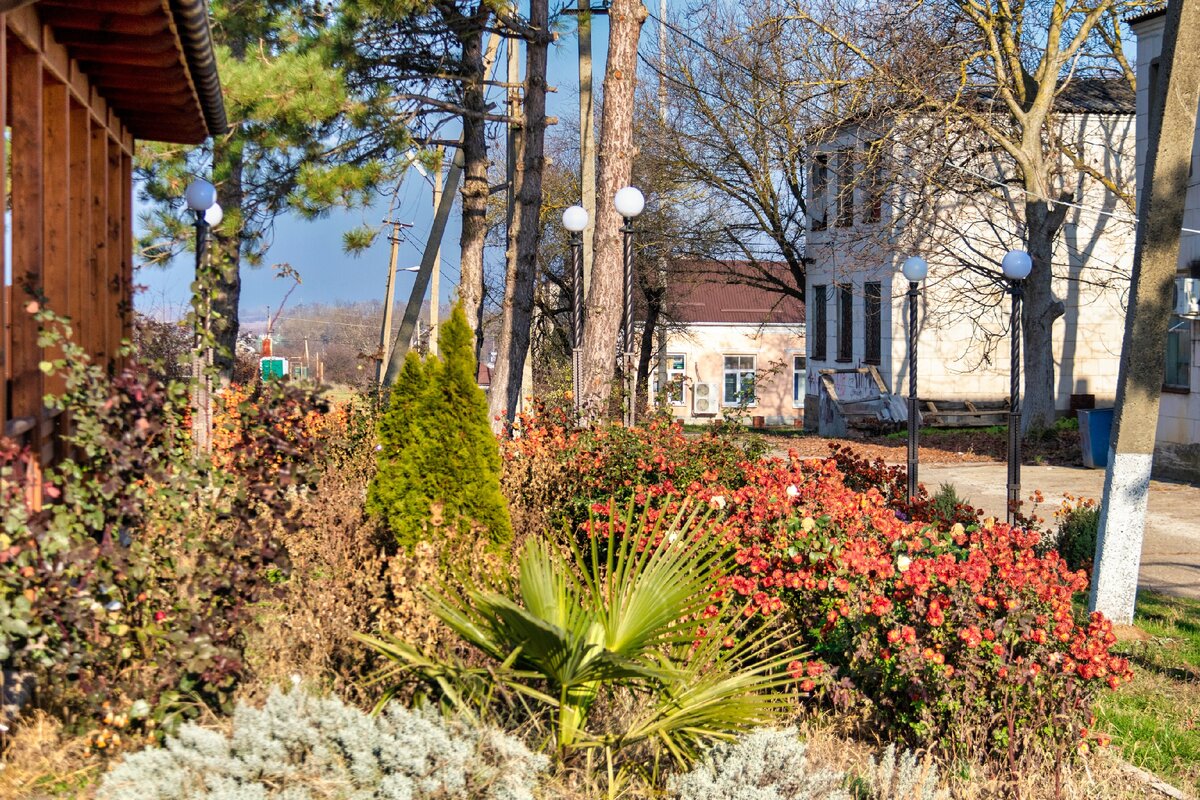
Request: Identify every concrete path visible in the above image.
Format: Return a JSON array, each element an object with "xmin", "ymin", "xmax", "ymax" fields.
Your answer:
[{"xmin": 920, "ymin": 463, "xmax": 1200, "ymax": 599}]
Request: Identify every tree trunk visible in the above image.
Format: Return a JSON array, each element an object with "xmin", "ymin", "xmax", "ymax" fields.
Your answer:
[
  {"xmin": 457, "ymin": 12, "xmax": 492, "ymax": 358},
  {"xmin": 488, "ymin": 3, "xmax": 551, "ymax": 431},
  {"xmin": 211, "ymin": 141, "xmax": 244, "ymax": 382},
  {"xmin": 1021, "ymin": 196, "xmax": 1068, "ymax": 433},
  {"xmin": 580, "ymin": 0, "xmax": 647, "ymax": 416},
  {"xmin": 635, "ymin": 283, "xmax": 664, "ymax": 402},
  {"xmin": 1092, "ymin": 0, "xmax": 1200, "ymax": 624}
]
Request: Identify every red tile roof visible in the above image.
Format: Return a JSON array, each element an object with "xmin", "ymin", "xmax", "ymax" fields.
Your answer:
[{"xmin": 665, "ymin": 262, "xmax": 805, "ymax": 325}]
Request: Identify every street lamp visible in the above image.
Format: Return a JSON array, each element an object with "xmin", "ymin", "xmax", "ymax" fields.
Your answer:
[
  {"xmin": 563, "ymin": 205, "xmax": 589, "ymax": 415},
  {"xmin": 1001, "ymin": 248, "xmax": 1032, "ymax": 525},
  {"xmin": 185, "ymin": 179, "xmax": 219, "ymax": 454},
  {"xmin": 614, "ymin": 187, "xmax": 644, "ymax": 427},
  {"xmin": 900, "ymin": 255, "xmax": 928, "ymax": 503}
]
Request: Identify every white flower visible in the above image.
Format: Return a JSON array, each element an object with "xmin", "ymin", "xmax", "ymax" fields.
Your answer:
[
  {"xmin": 896, "ymin": 554, "xmax": 912, "ymax": 572},
  {"xmin": 667, "ymin": 533, "xmax": 678, "ymax": 543},
  {"xmin": 785, "ymin": 484, "xmax": 799, "ymax": 498},
  {"xmin": 709, "ymin": 495, "xmax": 727, "ymax": 510}
]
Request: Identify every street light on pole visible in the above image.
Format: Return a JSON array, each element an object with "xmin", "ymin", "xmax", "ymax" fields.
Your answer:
[
  {"xmin": 185, "ymin": 179, "xmax": 219, "ymax": 454},
  {"xmin": 563, "ymin": 205, "xmax": 589, "ymax": 416},
  {"xmin": 614, "ymin": 186, "xmax": 645, "ymax": 427},
  {"xmin": 1001, "ymin": 248, "xmax": 1032, "ymax": 525},
  {"xmin": 900, "ymin": 255, "xmax": 928, "ymax": 503}
]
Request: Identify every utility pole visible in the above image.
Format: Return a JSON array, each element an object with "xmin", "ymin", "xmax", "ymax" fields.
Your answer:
[
  {"xmin": 1091, "ymin": 0, "xmax": 1200, "ymax": 625},
  {"xmin": 578, "ymin": 0, "xmax": 597, "ymax": 290},
  {"xmin": 382, "ymin": 149, "xmax": 465, "ymax": 385},
  {"xmin": 430, "ymin": 149, "xmax": 443, "ymax": 356},
  {"xmin": 376, "ymin": 218, "xmax": 412, "ymax": 386}
]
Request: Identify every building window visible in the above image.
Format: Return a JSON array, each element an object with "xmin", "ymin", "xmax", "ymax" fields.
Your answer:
[
  {"xmin": 812, "ymin": 284, "xmax": 827, "ymax": 360},
  {"xmin": 836, "ymin": 284, "xmax": 854, "ymax": 362},
  {"xmin": 792, "ymin": 354, "xmax": 807, "ymax": 407},
  {"xmin": 723, "ymin": 355, "xmax": 757, "ymax": 406},
  {"xmin": 864, "ymin": 281, "xmax": 882, "ymax": 364},
  {"xmin": 1165, "ymin": 316, "xmax": 1191, "ymax": 390},
  {"xmin": 810, "ymin": 155, "xmax": 829, "ymax": 231},
  {"xmin": 835, "ymin": 149, "xmax": 854, "ymax": 227},
  {"xmin": 653, "ymin": 353, "xmax": 687, "ymax": 405},
  {"xmin": 863, "ymin": 145, "xmax": 885, "ymax": 223}
]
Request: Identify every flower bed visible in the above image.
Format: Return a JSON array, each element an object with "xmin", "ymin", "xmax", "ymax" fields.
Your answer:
[{"xmin": 500, "ymin": 410, "xmax": 1133, "ymax": 761}]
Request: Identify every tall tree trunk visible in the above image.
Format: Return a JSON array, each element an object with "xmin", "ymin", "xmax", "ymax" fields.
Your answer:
[
  {"xmin": 580, "ymin": 0, "xmax": 647, "ymax": 416},
  {"xmin": 635, "ymin": 283, "xmax": 664, "ymax": 401},
  {"xmin": 488, "ymin": 3, "xmax": 552, "ymax": 431},
  {"xmin": 1022, "ymin": 195, "xmax": 1069, "ymax": 432},
  {"xmin": 457, "ymin": 11, "xmax": 492, "ymax": 358},
  {"xmin": 211, "ymin": 140, "xmax": 244, "ymax": 382}
]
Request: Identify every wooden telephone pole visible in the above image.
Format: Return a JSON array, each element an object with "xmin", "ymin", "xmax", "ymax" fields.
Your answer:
[{"xmin": 376, "ymin": 219, "xmax": 412, "ymax": 386}]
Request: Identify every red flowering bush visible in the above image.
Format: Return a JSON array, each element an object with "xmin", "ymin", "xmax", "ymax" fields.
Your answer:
[
  {"xmin": 499, "ymin": 402, "xmax": 763, "ymax": 536},
  {"xmin": 497, "ymin": 411, "xmax": 1132, "ymax": 762},
  {"xmin": 690, "ymin": 453, "xmax": 1132, "ymax": 759}
]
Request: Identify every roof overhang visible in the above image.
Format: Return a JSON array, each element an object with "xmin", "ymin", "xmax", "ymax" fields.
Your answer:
[
  {"xmin": 9, "ymin": 0, "xmax": 228, "ymax": 144},
  {"xmin": 1125, "ymin": 4, "xmax": 1166, "ymax": 26}
]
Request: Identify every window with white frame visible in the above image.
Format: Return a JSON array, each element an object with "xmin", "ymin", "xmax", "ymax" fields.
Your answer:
[
  {"xmin": 723, "ymin": 355, "xmax": 757, "ymax": 406},
  {"xmin": 652, "ymin": 354, "xmax": 687, "ymax": 405},
  {"xmin": 792, "ymin": 354, "xmax": 807, "ymax": 407}
]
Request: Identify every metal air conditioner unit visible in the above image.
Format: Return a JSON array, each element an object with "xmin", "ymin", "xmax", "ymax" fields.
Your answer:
[
  {"xmin": 1175, "ymin": 277, "xmax": 1200, "ymax": 319},
  {"xmin": 692, "ymin": 382, "xmax": 720, "ymax": 416}
]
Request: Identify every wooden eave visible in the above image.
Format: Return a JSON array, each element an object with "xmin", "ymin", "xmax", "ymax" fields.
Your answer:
[{"xmin": 8, "ymin": 0, "xmax": 226, "ymax": 144}]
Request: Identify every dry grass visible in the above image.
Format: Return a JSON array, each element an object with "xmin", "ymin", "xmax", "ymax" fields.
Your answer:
[{"xmin": 0, "ymin": 713, "xmax": 99, "ymax": 799}]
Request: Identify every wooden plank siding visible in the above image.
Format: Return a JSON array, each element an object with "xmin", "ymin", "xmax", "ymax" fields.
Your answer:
[
  {"xmin": 1, "ymin": 0, "xmax": 223, "ymax": 472},
  {"xmin": 3, "ymin": 17, "xmax": 138, "ymax": 460}
]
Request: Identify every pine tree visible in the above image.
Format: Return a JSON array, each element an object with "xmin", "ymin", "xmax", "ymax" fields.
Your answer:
[{"xmin": 369, "ymin": 304, "xmax": 512, "ymax": 550}]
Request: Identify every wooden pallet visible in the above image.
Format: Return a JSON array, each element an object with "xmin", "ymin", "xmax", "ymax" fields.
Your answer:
[{"xmin": 920, "ymin": 398, "xmax": 1010, "ymax": 427}]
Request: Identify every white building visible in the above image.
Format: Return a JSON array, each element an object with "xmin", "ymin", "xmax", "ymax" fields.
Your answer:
[
  {"xmin": 803, "ymin": 81, "xmax": 1137, "ymax": 433},
  {"xmin": 651, "ymin": 268, "xmax": 806, "ymax": 426},
  {"xmin": 1129, "ymin": 6, "xmax": 1200, "ymax": 482}
]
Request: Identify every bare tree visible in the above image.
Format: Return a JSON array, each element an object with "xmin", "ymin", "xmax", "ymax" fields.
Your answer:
[
  {"xmin": 789, "ymin": 0, "xmax": 1146, "ymax": 429},
  {"xmin": 580, "ymin": 0, "xmax": 650, "ymax": 415},
  {"xmin": 488, "ymin": 0, "xmax": 554, "ymax": 429}
]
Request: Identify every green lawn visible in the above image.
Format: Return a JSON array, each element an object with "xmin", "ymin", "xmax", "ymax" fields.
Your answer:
[{"xmin": 1096, "ymin": 591, "xmax": 1200, "ymax": 795}]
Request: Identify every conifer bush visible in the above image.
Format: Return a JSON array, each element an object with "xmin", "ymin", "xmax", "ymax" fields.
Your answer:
[
  {"xmin": 97, "ymin": 686, "xmax": 547, "ymax": 800},
  {"xmin": 667, "ymin": 727, "xmax": 849, "ymax": 800},
  {"xmin": 368, "ymin": 303, "xmax": 512, "ymax": 550}
]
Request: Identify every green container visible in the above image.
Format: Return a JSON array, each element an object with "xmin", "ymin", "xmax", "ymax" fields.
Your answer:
[{"xmin": 260, "ymin": 357, "xmax": 289, "ymax": 381}]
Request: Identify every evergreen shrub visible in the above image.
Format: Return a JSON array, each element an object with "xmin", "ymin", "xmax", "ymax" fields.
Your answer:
[
  {"xmin": 368, "ymin": 304, "xmax": 512, "ymax": 550},
  {"xmin": 667, "ymin": 727, "xmax": 849, "ymax": 800},
  {"xmin": 97, "ymin": 686, "xmax": 547, "ymax": 800}
]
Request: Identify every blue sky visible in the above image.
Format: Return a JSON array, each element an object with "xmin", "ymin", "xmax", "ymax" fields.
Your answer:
[{"xmin": 134, "ymin": 6, "xmax": 648, "ymax": 321}]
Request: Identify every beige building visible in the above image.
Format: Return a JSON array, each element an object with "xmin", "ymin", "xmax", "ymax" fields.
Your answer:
[
  {"xmin": 651, "ymin": 273, "xmax": 806, "ymax": 426},
  {"xmin": 1131, "ymin": 7, "xmax": 1200, "ymax": 481},
  {"xmin": 803, "ymin": 81, "xmax": 1137, "ymax": 430}
]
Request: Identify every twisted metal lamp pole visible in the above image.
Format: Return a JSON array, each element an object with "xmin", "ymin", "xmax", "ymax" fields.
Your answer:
[
  {"xmin": 563, "ymin": 205, "xmax": 589, "ymax": 417},
  {"xmin": 900, "ymin": 256, "xmax": 928, "ymax": 503},
  {"xmin": 1001, "ymin": 249, "xmax": 1032, "ymax": 525},
  {"xmin": 614, "ymin": 187, "xmax": 644, "ymax": 427}
]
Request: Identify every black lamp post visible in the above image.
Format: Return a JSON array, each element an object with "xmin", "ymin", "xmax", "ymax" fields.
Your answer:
[
  {"xmin": 900, "ymin": 256, "xmax": 928, "ymax": 503},
  {"xmin": 1001, "ymin": 249, "xmax": 1032, "ymax": 525},
  {"xmin": 614, "ymin": 186, "xmax": 644, "ymax": 427},
  {"xmin": 184, "ymin": 179, "xmax": 221, "ymax": 454},
  {"xmin": 563, "ymin": 204, "xmax": 589, "ymax": 416}
]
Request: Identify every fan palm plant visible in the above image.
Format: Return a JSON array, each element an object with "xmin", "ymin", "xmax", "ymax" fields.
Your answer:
[{"xmin": 357, "ymin": 497, "xmax": 803, "ymax": 790}]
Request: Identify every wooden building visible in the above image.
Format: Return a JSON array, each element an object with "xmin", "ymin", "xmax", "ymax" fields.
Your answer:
[{"xmin": 1, "ymin": 0, "xmax": 227, "ymax": 464}]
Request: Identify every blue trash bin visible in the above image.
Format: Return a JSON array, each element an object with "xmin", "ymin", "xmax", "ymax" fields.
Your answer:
[{"xmin": 1077, "ymin": 408, "xmax": 1114, "ymax": 469}]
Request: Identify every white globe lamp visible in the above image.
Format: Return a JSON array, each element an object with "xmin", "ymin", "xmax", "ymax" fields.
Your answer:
[
  {"xmin": 563, "ymin": 205, "xmax": 588, "ymax": 232},
  {"xmin": 185, "ymin": 179, "xmax": 216, "ymax": 212},
  {"xmin": 1001, "ymin": 249, "xmax": 1033, "ymax": 280},
  {"xmin": 901, "ymin": 255, "xmax": 928, "ymax": 282},
  {"xmin": 204, "ymin": 203, "xmax": 223, "ymax": 227},
  {"xmin": 613, "ymin": 186, "xmax": 645, "ymax": 219}
]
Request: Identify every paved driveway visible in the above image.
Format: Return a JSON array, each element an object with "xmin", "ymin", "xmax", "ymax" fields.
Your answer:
[{"xmin": 919, "ymin": 463, "xmax": 1200, "ymax": 599}]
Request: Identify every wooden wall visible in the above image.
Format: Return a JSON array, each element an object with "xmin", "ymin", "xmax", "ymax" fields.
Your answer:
[{"xmin": 2, "ymin": 8, "xmax": 135, "ymax": 464}]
